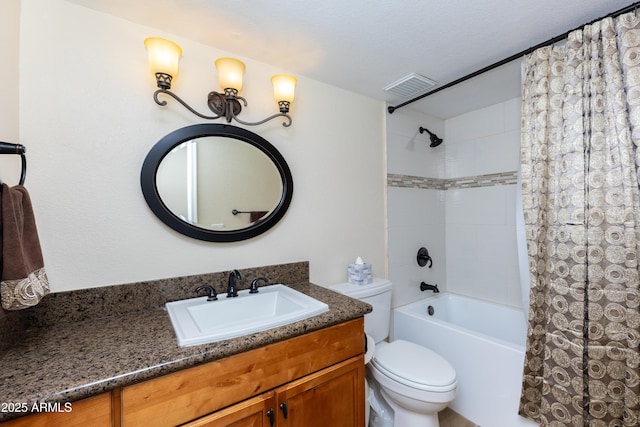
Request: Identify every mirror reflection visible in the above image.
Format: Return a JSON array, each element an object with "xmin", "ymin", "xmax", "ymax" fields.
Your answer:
[{"xmin": 157, "ymin": 137, "xmax": 282, "ymax": 231}]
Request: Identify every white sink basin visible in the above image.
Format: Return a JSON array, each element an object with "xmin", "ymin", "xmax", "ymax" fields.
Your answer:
[{"xmin": 166, "ymin": 284, "xmax": 329, "ymax": 347}]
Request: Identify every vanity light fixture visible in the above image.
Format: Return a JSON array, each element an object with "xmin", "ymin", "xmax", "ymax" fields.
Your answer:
[{"xmin": 144, "ymin": 37, "xmax": 297, "ymax": 127}]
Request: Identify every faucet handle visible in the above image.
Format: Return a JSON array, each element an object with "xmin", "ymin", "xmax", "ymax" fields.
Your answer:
[
  {"xmin": 249, "ymin": 277, "xmax": 269, "ymax": 293},
  {"xmin": 417, "ymin": 247, "xmax": 433, "ymax": 268},
  {"xmin": 195, "ymin": 285, "xmax": 218, "ymax": 301}
]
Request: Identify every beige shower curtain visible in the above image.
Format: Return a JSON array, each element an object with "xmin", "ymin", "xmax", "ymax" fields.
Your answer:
[{"xmin": 519, "ymin": 11, "xmax": 640, "ymax": 427}]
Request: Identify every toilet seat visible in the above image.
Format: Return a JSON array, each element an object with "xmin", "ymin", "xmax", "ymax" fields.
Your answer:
[{"xmin": 371, "ymin": 340, "xmax": 456, "ymax": 392}]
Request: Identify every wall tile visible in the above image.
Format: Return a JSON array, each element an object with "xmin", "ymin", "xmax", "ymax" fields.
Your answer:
[
  {"xmin": 446, "ymin": 224, "xmax": 512, "ymax": 302},
  {"xmin": 505, "ymin": 185, "xmax": 517, "ymax": 226},
  {"xmin": 445, "ymin": 224, "xmax": 477, "ymax": 291},
  {"xmin": 504, "ymin": 97, "xmax": 522, "ymax": 132},
  {"xmin": 447, "ymin": 186, "xmax": 507, "ymax": 225},
  {"xmin": 475, "ymin": 130, "xmax": 521, "ymax": 174},
  {"xmin": 446, "ymin": 103, "xmax": 504, "ymax": 142},
  {"xmin": 445, "ymin": 137, "xmax": 478, "ymax": 177},
  {"xmin": 445, "ymin": 183, "xmax": 517, "ymax": 305}
]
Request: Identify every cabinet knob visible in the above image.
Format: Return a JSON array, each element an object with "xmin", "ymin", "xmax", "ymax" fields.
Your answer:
[{"xmin": 266, "ymin": 408, "xmax": 275, "ymax": 426}]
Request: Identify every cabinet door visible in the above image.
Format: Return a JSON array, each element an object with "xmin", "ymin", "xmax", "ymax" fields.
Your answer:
[
  {"xmin": 0, "ymin": 393, "xmax": 112, "ymax": 427},
  {"xmin": 275, "ymin": 356, "xmax": 364, "ymax": 427},
  {"xmin": 181, "ymin": 392, "xmax": 275, "ymax": 427}
]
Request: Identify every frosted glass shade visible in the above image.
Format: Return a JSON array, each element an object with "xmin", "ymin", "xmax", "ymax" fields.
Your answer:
[
  {"xmin": 215, "ymin": 57, "xmax": 246, "ymax": 92},
  {"xmin": 271, "ymin": 74, "xmax": 297, "ymax": 104},
  {"xmin": 144, "ymin": 37, "xmax": 182, "ymax": 78}
]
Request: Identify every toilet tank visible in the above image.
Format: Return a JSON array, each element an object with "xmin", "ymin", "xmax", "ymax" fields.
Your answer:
[{"xmin": 329, "ymin": 278, "xmax": 392, "ymax": 343}]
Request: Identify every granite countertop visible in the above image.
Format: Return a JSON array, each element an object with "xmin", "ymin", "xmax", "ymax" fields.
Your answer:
[{"xmin": 0, "ymin": 282, "xmax": 370, "ymax": 422}]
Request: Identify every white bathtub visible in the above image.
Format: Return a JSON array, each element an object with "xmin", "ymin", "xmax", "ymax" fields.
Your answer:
[{"xmin": 393, "ymin": 293, "xmax": 537, "ymax": 427}]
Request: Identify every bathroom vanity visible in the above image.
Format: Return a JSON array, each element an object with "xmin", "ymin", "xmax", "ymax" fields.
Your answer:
[
  {"xmin": 2, "ymin": 319, "xmax": 364, "ymax": 427},
  {"xmin": 124, "ymin": 319, "xmax": 364, "ymax": 426},
  {"xmin": 0, "ymin": 263, "xmax": 370, "ymax": 427}
]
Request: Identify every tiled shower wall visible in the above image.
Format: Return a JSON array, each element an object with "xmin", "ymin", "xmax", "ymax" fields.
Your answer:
[
  {"xmin": 386, "ymin": 98, "xmax": 524, "ymax": 309},
  {"xmin": 444, "ymin": 98, "xmax": 522, "ymax": 307},
  {"xmin": 386, "ymin": 109, "xmax": 446, "ymax": 309}
]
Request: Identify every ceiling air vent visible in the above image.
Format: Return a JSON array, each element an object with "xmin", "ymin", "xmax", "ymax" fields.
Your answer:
[{"xmin": 383, "ymin": 73, "xmax": 437, "ymax": 98}]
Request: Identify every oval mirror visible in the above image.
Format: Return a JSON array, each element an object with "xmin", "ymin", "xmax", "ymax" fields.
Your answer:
[{"xmin": 141, "ymin": 124, "xmax": 293, "ymax": 242}]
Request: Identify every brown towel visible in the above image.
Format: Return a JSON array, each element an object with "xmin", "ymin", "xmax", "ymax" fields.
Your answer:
[{"xmin": 0, "ymin": 183, "xmax": 49, "ymax": 311}]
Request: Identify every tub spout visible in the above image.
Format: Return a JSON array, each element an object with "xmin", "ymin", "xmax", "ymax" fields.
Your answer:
[{"xmin": 420, "ymin": 282, "xmax": 439, "ymax": 293}]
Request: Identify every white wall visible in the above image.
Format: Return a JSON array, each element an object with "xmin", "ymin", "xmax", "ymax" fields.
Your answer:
[
  {"xmin": 444, "ymin": 99, "xmax": 522, "ymax": 307},
  {"xmin": 16, "ymin": 0, "xmax": 387, "ymax": 292},
  {"xmin": 0, "ymin": 0, "xmax": 21, "ymax": 181}
]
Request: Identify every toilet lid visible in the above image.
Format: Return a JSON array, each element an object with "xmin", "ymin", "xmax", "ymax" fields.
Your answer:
[{"xmin": 372, "ymin": 340, "xmax": 456, "ymax": 388}]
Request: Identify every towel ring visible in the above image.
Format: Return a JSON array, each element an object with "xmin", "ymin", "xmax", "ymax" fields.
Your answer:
[{"xmin": 0, "ymin": 142, "xmax": 27, "ymax": 185}]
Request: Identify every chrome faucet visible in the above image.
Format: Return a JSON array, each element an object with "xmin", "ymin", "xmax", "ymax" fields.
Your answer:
[
  {"xmin": 420, "ymin": 282, "xmax": 439, "ymax": 293},
  {"xmin": 227, "ymin": 269, "xmax": 241, "ymax": 297}
]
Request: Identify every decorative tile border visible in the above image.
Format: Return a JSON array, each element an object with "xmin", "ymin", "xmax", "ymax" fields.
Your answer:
[
  {"xmin": 387, "ymin": 171, "xmax": 518, "ymax": 190},
  {"xmin": 387, "ymin": 174, "xmax": 447, "ymax": 189}
]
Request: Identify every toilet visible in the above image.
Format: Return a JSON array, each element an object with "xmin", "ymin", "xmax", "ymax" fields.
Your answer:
[{"xmin": 330, "ymin": 278, "xmax": 456, "ymax": 427}]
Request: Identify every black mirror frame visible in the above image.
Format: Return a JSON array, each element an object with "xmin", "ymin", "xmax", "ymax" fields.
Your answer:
[{"xmin": 141, "ymin": 124, "xmax": 293, "ymax": 242}]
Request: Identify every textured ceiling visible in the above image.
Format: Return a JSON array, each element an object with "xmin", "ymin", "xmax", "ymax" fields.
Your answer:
[{"xmin": 66, "ymin": 0, "xmax": 637, "ymax": 118}]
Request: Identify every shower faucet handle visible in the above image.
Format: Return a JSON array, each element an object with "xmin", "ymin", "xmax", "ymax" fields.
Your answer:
[{"xmin": 417, "ymin": 247, "xmax": 433, "ymax": 268}]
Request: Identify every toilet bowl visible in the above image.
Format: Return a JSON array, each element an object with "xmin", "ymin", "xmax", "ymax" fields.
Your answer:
[
  {"xmin": 369, "ymin": 340, "xmax": 456, "ymax": 427},
  {"xmin": 329, "ymin": 279, "xmax": 457, "ymax": 427}
]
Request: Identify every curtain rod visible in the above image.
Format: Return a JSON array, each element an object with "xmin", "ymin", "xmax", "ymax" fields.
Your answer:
[{"xmin": 387, "ymin": 1, "xmax": 640, "ymax": 114}]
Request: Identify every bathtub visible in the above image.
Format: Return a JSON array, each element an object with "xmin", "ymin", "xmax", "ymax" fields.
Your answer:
[{"xmin": 393, "ymin": 293, "xmax": 537, "ymax": 427}]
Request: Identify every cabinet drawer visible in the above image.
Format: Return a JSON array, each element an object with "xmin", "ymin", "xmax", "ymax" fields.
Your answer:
[{"xmin": 122, "ymin": 318, "xmax": 364, "ymax": 426}]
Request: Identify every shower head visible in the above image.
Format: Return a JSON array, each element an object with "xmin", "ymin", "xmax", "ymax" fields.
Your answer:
[{"xmin": 419, "ymin": 127, "xmax": 443, "ymax": 148}]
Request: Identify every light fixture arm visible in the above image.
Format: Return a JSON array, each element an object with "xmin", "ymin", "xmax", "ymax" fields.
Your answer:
[
  {"xmin": 153, "ymin": 88, "xmax": 224, "ymax": 121},
  {"xmin": 151, "ymin": 74, "xmax": 292, "ymax": 127},
  {"xmin": 227, "ymin": 109, "xmax": 292, "ymax": 127}
]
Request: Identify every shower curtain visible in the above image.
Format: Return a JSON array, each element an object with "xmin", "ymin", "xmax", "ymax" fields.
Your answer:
[{"xmin": 519, "ymin": 11, "xmax": 640, "ymax": 427}]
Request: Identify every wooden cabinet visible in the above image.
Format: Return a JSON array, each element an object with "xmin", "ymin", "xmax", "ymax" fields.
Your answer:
[
  {"xmin": 183, "ymin": 357, "xmax": 364, "ymax": 427},
  {"xmin": 181, "ymin": 393, "xmax": 275, "ymax": 427},
  {"xmin": 274, "ymin": 357, "xmax": 364, "ymax": 427},
  {"xmin": 122, "ymin": 318, "xmax": 364, "ymax": 426},
  {"xmin": 0, "ymin": 393, "xmax": 112, "ymax": 427},
  {"xmin": 1, "ymin": 318, "xmax": 365, "ymax": 427}
]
